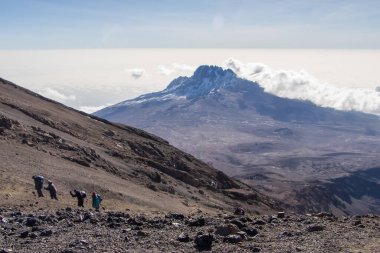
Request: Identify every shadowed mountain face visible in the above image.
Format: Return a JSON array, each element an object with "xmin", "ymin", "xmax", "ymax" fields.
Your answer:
[
  {"xmin": 0, "ymin": 77, "xmax": 278, "ymax": 214},
  {"xmin": 95, "ymin": 65, "xmax": 380, "ymax": 215}
]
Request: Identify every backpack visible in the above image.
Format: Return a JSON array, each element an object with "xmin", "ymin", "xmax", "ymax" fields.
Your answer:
[
  {"xmin": 35, "ymin": 176, "xmax": 44, "ymax": 184},
  {"xmin": 80, "ymin": 191, "xmax": 87, "ymax": 198}
]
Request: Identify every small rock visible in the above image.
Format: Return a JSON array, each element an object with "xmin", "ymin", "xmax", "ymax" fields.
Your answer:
[
  {"xmin": 166, "ymin": 213, "xmax": 185, "ymax": 220},
  {"xmin": 251, "ymin": 247, "xmax": 261, "ymax": 252},
  {"xmin": 177, "ymin": 232, "xmax": 190, "ymax": 242},
  {"xmin": 268, "ymin": 216, "xmax": 278, "ymax": 223},
  {"xmin": 20, "ymin": 231, "xmax": 29, "ymax": 238},
  {"xmin": 314, "ymin": 212, "xmax": 333, "ymax": 218},
  {"xmin": 215, "ymin": 224, "xmax": 240, "ymax": 236},
  {"xmin": 40, "ymin": 229, "xmax": 53, "ymax": 237},
  {"xmin": 187, "ymin": 217, "xmax": 205, "ymax": 227},
  {"xmin": 60, "ymin": 250, "xmax": 75, "ymax": 253},
  {"xmin": 79, "ymin": 239, "xmax": 89, "ymax": 245},
  {"xmin": 306, "ymin": 225, "xmax": 325, "ymax": 232},
  {"xmin": 239, "ymin": 217, "xmax": 252, "ymax": 223},
  {"xmin": 277, "ymin": 212, "xmax": 285, "ymax": 218},
  {"xmin": 242, "ymin": 227, "xmax": 259, "ymax": 237},
  {"xmin": 223, "ymin": 234, "xmax": 242, "ymax": 244},
  {"xmin": 253, "ymin": 219, "xmax": 266, "ymax": 225},
  {"xmin": 29, "ymin": 232, "xmax": 38, "ymax": 239},
  {"xmin": 127, "ymin": 218, "xmax": 143, "ymax": 226},
  {"xmin": 25, "ymin": 217, "xmax": 39, "ymax": 227},
  {"xmin": 172, "ymin": 222, "xmax": 181, "ymax": 227},
  {"xmin": 104, "ymin": 130, "xmax": 116, "ymax": 137},
  {"xmin": 281, "ymin": 231, "xmax": 293, "ymax": 237},
  {"xmin": 136, "ymin": 231, "xmax": 148, "ymax": 237},
  {"xmin": 194, "ymin": 234, "xmax": 213, "ymax": 249},
  {"xmin": 231, "ymin": 219, "xmax": 246, "ymax": 229}
]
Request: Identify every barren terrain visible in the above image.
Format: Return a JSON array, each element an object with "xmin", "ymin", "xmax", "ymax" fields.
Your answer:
[{"xmin": 1, "ymin": 208, "xmax": 379, "ymax": 253}]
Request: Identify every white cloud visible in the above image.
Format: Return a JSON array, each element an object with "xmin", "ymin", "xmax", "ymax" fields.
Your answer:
[
  {"xmin": 157, "ymin": 63, "xmax": 195, "ymax": 76},
  {"xmin": 224, "ymin": 58, "xmax": 380, "ymax": 116},
  {"xmin": 39, "ymin": 88, "xmax": 76, "ymax": 103},
  {"xmin": 127, "ymin": 68, "xmax": 146, "ymax": 79},
  {"xmin": 157, "ymin": 65, "xmax": 174, "ymax": 76},
  {"xmin": 173, "ymin": 63, "xmax": 196, "ymax": 72}
]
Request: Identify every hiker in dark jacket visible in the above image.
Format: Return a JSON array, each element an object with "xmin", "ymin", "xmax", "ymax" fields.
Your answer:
[
  {"xmin": 32, "ymin": 175, "xmax": 44, "ymax": 197},
  {"xmin": 70, "ymin": 189, "xmax": 86, "ymax": 207},
  {"xmin": 44, "ymin": 180, "xmax": 58, "ymax": 200}
]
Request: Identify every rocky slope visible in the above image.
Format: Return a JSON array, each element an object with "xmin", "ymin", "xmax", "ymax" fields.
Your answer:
[
  {"xmin": 95, "ymin": 65, "xmax": 380, "ymax": 215},
  {"xmin": 1, "ymin": 208, "xmax": 379, "ymax": 253},
  {"xmin": 0, "ymin": 77, "xmax": 277, "ymax": 215}
]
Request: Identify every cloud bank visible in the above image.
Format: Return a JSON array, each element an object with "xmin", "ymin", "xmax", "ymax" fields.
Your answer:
[{"xmin": 224, "ymin": 58, "xmax": 380, "ymax": 116}]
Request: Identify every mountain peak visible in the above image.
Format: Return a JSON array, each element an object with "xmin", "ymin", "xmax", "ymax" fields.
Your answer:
[
  {"xmin": 163, "ymin": 65, "xmax": 239, "ymax": 99},
  {"xmin": 193, "ymin": 65, "xmax": 236, "ymax": 80}
]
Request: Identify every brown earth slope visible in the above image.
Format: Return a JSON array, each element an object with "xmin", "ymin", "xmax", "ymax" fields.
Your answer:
[{"xmin": 0, "ymin": 77, "xmax": 277, "ymax": 215}]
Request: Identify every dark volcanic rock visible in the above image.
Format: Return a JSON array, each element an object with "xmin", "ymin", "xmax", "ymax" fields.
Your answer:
[
  {"xmin": 194, "ymin": 233, "xmax": 213, "ymax": 249},
  {"xmin": 187, "ymin": 217, "xmax": 205, "ymax": 227},
  {"xmin": 242, "ymin": 226, "xmax": 259, "ymax": 237},
  {"xmin": 277, "ymin": 212, "xmax": 285, "ymax": 218},
  {"xmin": 253, "ymin": 219, "xmax": 266, "ymax": 225},
  {"xmin": 40, "ymin": 229, "xmax": 53, "ymax": 237},
  {"xmin": 306, "ymin": 224, "xmax": 325, "ymax": 232},
  {"xmin": 230, "ymin": 219, "xmax": 246, "ymax": 229},
  {"xmin": 166, "ymin": 213, "xmax": 185, "ymax": 220},
  {"xmin": 223, "ymin": 234, "xmax": 243, "ymax": 244},
  {"xmin": 215, "ymin": 224, "xmax": 240, "ymax": 236},
  {"xmin": 25, "ymin": 217, "xmax": 39, "ymax": 227},
  {"xmin": 20, "ymin": 231, "xmax": 29, "ymax": 238}
]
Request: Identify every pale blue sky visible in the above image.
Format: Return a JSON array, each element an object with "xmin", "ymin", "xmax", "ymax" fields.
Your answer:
[{"xmin": 1, "ymin": 0, "xmax": 380, "ymax": 49}]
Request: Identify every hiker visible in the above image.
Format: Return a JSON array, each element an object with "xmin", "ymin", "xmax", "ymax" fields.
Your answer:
[
  {"xmin": 32, "ymin": 175, "xmax": 44, "ymax": 197},
  {"xmin": 92, "ymin": 192, "xmax": 103, "ymax": 211},
  {"xmin": 70, "ymin": 189, "xmax": 87, "ymax": 207},
  {"xmin": 44, "ymin": 180, "xmax": 58, "ymax": 200}
]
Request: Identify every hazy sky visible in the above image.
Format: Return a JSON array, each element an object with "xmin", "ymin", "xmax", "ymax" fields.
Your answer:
[
  {"xmin": 1, "ymin": 0, "xmax": 380, "ymax": 49},
  {"xmin": 0, "ymin": 2, "xmax": 379, "ymax": 115}
]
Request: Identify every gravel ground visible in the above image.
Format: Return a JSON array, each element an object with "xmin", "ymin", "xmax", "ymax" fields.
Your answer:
[{"xmin": 1, "ymin": 208, "xmax": 379, "ymax": 253}]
